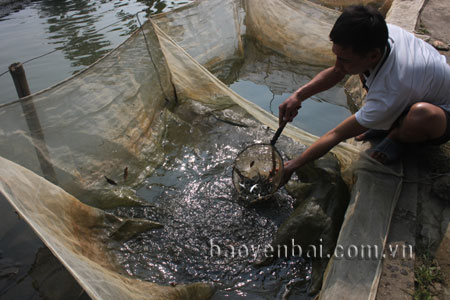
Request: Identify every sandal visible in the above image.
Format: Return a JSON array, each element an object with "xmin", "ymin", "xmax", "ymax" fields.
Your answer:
[{"xmin": 368, "ymin": 137, "xmax": 404, "ymax": 164}]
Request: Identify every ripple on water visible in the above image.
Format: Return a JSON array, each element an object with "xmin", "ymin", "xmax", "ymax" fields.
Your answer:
[{"xmin": 110, "ymin": 112, "xmax": 312, "ymax": 298}]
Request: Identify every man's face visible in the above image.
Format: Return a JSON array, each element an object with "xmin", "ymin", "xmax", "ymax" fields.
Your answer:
[{"xmin": 332, "ymin": 43, "xmax": 381, "ymax": 75}]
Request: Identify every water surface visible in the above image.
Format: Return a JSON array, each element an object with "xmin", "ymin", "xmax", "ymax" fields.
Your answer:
[
  {"xmin": 0, "ymin": 0, "xmax": 191, "ymax": 104},
  {"xmin": 111, "ymin": 105, "xmax": 312, "ymax": 299}
]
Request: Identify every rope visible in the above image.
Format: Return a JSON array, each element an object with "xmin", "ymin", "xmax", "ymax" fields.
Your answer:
[
  {"xmin": 0, "ymin": 69, "xmax": 9, "ymax": 77},
  {"xmin": 135, "ymin": 11, "xmax": 176, "ymax": 104},
  {"xmin": 0, "ymin": 19, "xmax": 127, "ymax": 79},
  {"xmin": 1, "ymin": 10, "xmax": 177, "ymax": 106}
]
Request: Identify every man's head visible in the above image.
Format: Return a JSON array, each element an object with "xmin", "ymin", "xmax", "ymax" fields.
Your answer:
[{"xmin": 330, "ymin": 5, "xmax": 388, "ymax": 75}]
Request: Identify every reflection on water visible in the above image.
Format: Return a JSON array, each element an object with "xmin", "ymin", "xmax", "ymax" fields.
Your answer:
[
  {"xmin": 215, "ymin": 37, "xmax": 351, "ymax": 136},
  {"xmin": 110, "ymin": 105, "xmax": 312, "ymax": 299},
  {"xmin": 38, "ymin": 0, "xmax": 187, "ymax": 68},
  {"xmin": 230, "ymin": 80, "xmax": 351, "ymax": 137},
  {"xmin": 0, "ymin": 0, "xmax": 191, "ymax": 104},
  {"xmin": 39, "ymin": 0, "xmax": 112, "ymax": 68}
]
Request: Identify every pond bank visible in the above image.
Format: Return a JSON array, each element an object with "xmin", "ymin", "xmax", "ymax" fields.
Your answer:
[{"xmin": 354, "ymin": 1, "xmax": 450, "ymax": 299}]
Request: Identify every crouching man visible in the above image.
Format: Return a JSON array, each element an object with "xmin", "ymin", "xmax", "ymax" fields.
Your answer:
[{"xmin": 279, "ymin": 5, "xmax": 450, "ymax": 182}]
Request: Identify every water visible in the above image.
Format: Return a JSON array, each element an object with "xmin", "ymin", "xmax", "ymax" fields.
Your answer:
[
  {"xmin": 0, "ymin": 0, "xmax": 191, "ymax": 104},
  {"xmin": 110, "ymin": 106, "xmax": 312, "ymax": 299},
  {"xmin": 230, "ymin": 79, "xmax": 350, "ymax": 137},
  {"xmin": 222, "ymin": 37, "xmax": 351, "ymax": 137},
  {"xmin": 0, "ymin": 193, "xmax": 46, "ymax": 300}
]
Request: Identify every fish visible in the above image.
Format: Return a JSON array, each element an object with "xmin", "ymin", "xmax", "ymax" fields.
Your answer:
[
  {"xmin": 104, "ymin": 176, "xmax": 117, "ymax": 186},
  {"xmin": 249, "ymin": 184, "xmax": 258, "ymax": 193},
  {"xmin": 123, "ymin": 167, "xmax": 128, "ymax": 180}
]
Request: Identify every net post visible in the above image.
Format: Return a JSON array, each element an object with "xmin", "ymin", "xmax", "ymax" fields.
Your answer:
[
  {"xmin": 9, "ymin": 62, "xmax": 31, "ymax": 98},
  {"xmin": 8, "ymin": 62, "xmax": 58, "ymax": 184}
]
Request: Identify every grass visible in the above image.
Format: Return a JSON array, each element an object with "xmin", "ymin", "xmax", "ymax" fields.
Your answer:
[
  {"xmin": 414, "ymin": 252, "xmax": 443, "ymax": 300},
  {"xmin": 416, "ymin": 19, "xmax": 430, "ymax": 35}
]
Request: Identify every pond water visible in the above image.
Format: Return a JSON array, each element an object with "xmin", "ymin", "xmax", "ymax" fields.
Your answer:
[
  {"xmin": 0, "ymin": 0, "xmax": 191, "ymax": 104},
  {"xmin": 222, "ymin": 37, "xmax": 350, "ymax": 137},
  {"xmin": 0, "ymin": 1, "xmax": 350, "ymax": 299},
  {"xmin": 101, "ymin": 98, "xmax": 315, "ymax": 299},
  {"xmin": 230, "ymin": 80, "xmax": 350, "ymax": 137}
]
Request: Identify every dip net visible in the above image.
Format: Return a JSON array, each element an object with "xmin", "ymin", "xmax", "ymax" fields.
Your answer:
[{"xmin": 233, "ymin": 143, "xmax": 284, "ymax": 203}]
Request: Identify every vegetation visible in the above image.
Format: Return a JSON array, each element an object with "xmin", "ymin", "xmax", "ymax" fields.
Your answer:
[{"xmin": 414, "ymin": 252, "xmax": 443, "ymax": 300}]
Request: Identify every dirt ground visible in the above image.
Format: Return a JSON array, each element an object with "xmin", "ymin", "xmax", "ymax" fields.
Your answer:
[
  {"xmin": 376, "ymin": 1, "xmax": 450, "ymax": 299},
  {"xmin": 419, "ymin": 0, "xmax": 450, "ymax": 61},
  {"xmin": 415, "ymin": 1, "xmax": 450, "ymax": 299}
]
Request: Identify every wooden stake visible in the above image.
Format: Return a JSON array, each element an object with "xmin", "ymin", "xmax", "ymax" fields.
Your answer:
[
  {"xmin": 9, "ymin": 62, "xmax": 58, "ymax": 184},
  {"xmin": 9, "ymin": 62, "xmax": 31, "ymax": 98}
]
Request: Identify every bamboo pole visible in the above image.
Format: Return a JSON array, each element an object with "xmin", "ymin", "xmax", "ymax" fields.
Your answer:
[{"xmin": 9, "ymin": 62, "xmax": 58, "ymax": 184}]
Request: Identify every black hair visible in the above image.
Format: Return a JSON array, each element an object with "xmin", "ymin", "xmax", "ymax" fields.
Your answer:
[{"xmin": 329, "ymin": 5, "xmax": 388, "ymax": 55}]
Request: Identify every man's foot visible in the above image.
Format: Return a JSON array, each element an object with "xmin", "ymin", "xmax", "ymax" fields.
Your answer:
[
  {"xmin": 355, "ymin": 129, "xmax": 390, "ymax": 141},
  {"xmin": 368, "ymin": 137, "xmax": 404, "ymax": 164}
]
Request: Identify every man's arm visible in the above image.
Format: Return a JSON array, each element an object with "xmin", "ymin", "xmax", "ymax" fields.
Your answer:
[
  {"xmin": 283, "ymin": 115, "xmax": 367, "ymax": 182},
  {"xmin": 278, "ymin": 66, "xmax": 345, "ymax": 125}
]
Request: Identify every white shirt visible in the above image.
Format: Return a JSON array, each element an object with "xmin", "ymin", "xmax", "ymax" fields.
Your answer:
[{"xmin": 355, "ymin": 24, "xmax": 450, "ymax": 130}]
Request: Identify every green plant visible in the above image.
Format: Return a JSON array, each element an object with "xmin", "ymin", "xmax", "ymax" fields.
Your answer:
[
  {"xmin": 414, "ymin": 253, "xmax": 443, "ymax": 300},
  {"xmin": 416, "ymin": 20, "xmax": 430, "ymax": 35}
]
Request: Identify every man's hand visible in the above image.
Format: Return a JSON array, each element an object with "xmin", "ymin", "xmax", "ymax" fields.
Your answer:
[
  {"xmin": 279, "ymin": 115, "xmax": 368, "ymax": 186},
  {"xmin": 278, "ymin": 92, "xmax": 302, "ymax": 125},
  {"xmin": 280, "ymin": 159, "xmax": 298, "ymax": 187}
]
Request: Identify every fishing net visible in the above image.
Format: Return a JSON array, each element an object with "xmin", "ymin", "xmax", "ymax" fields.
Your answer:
[
  {"xmin": 233, "ymin": 143, "xmax": 284, "ymax": 203},
  {"xmin": 0, "ymin": 0, "xmax": 409, "ymax": 299},
  {"xmin": 232, "ymin": 122, "xmax": 287, "ymax": 204}
]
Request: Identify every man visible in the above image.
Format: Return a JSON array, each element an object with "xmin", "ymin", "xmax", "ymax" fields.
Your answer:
[{"xmin": 279, "ymin": 5, "xmax": 450, "ymax": 182}]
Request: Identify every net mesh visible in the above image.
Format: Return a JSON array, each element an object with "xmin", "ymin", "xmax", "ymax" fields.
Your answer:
[{"xmin": 232, "ymin": 144, "xmax": 284, "ymax": 203}]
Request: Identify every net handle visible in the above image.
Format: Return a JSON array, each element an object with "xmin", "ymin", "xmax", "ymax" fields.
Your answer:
[{"xmin": 270, "ymin": 121, "xmax": 287, "ymax": 146}]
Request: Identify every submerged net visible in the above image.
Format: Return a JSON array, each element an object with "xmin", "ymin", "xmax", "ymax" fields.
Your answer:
[{"xmin": 0, "ymin": 0, "xmax": 402, "ymax": 299}]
